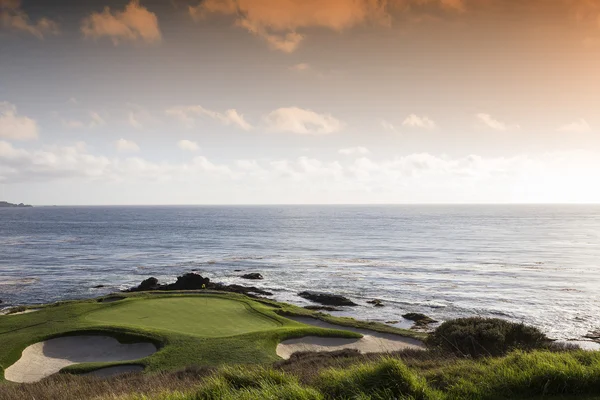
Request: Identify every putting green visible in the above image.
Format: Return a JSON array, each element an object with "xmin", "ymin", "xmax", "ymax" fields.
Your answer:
[{"xmin": 85, "ymin": 297, "xmax": 281, "ymax": 337}]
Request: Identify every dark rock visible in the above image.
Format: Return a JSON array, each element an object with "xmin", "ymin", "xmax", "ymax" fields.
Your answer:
[
  {"xmin": 93, "ymin": 285, "xmax": 106, "ymax": 289},
  {"xmin": 0, "ymin": 299, "xmax": 3, "ymax": 304},
  {"xmin": 298, "ymin": 291, "xmax": 357, "ymax": 307},
  {"xmin": 165, "ymin": 273, "xmax": 210, "ymax": 290},
  {"xmin": 241, "ymin": 273, "xmax": 263, "ymax": 280},
  {"xmin": 129, "ymin": 277, "xmax": 160, "ymax": 292},
  {"xmin": 0, "ymin": 201, "xmax": 32, "ymax": 208},
  {"xmin": 584, "ymin": 330, "xmax": 600, "ymax": 342},
  {"xmin": 303, "ymin": 305, "xmax": 341, "ymax": 312},
  {"xmin": 402, "ymin": 313, "xmax": 437, "ymax": 327},
  {"xmin": 367, "ymin": 299, "xmax": 385, "ymax": 307},
  {"xmin": 234, "ymin": 269, "xmax": 242, "ymax": 272},
  {"xmin": 213, "ymin": 283, "xmax": 272, "ymax": 296},
  {"xmin": 127, "ymin": 274, "xmax": 272, "ymax": 297}
]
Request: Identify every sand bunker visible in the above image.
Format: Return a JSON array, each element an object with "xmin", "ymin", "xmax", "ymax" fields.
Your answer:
[
  {"xmin": 4, "ymin": 336, "xmax": 156, "ymax": 383},
  {"xmin": 277, "ymin": 316, "xmax": 425, "ymax": 359},
  {"xmin": 1, "ymin": 309, "xmax": 40, "ymax": 316}
]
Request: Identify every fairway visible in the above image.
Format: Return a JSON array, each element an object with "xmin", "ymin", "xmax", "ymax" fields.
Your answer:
[{"xmin": 85, "ymin": 296, "xmax": 281, "ymax": 337}]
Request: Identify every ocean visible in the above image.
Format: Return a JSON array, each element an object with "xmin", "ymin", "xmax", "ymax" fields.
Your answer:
[{"xmin": 1, "ymin": 205, "xmax": 599, "ymax": 345}]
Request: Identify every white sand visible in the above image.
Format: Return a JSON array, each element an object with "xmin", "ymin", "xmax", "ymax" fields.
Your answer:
[
  {"xmin": 277, "ymin": 316, "xmax": 425, "ymax": 359},
  {"xmin": 1, "ymin": 309, "xmax": 40, "ymax": 316},
  {"xmin": 4, "ymin": 336, "xmax": 157, "ymax": 383}
]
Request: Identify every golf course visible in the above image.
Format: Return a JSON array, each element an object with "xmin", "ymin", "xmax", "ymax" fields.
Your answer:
[
  {"xmin": 0, "ymin": 291, "xmax": 423, "ymax": 384},
  {"xmin": 3, "ymin": 290, "xmax": 600, "ymax": 399}
]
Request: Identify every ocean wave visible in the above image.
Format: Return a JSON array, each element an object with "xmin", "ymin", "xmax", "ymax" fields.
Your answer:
[{"xmin": 0, "ymin": 277, "xmax": 39, "ymax": 286}]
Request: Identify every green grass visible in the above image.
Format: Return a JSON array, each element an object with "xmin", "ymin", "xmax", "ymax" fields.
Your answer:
[
  {"xmin": 0, "ymin": 292, "xmax": 361, "ymax": 381},
  {"xmin": 110, "ymin": 351, "xmax": 600, "ymax": 400},
  {"xmin": 86, "ymin": 297, "xmax": 281, "ymax": 337},
  {"xmin": 2, "ymin": 294, "xmax": 600, "ymax": 400}
]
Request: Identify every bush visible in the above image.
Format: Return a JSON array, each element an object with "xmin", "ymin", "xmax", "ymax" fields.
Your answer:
[
  {"xmin": 427, "ymin": 317, "xmax": 548, "ymax": 358},
  {"xmin": 316, "ymin": 358, "xmax": 439, "ymax": 400}
]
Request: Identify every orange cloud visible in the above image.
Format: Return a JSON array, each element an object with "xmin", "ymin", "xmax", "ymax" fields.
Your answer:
[
  {"xmin": 0, "ymin": 0, "xmax": 59, "ymax": 38},
  {"xmin": 81, "ymin": 0, "xmax": 161, "ymax": 45},
  {"xmin": 190, "ymin": 0, "xmax": 393, "ymax": 52}
]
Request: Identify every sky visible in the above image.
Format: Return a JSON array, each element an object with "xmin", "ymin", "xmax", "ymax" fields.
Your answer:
[{"xmin": 1, "ymin": 0, "xmax": 600, "ymax": 205}]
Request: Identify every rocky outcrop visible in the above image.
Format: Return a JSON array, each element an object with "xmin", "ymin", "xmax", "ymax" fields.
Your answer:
[
  {"xmin": 585, "ymin": 330, "xmax": 600, "ymax": 342},
  {"xmin": 298, "ymin": 291, "xmax": 357, "ymax": 306},
  {"xmin": 136, "ymin": 277, "xmax": 160, "ymax": 291},
  {"xmin": 240, "ymin": 273, "xmax": 263, "ymax": 280},
  {"xmin": 166, "ymin": 273, "xmax": 210, "ymax": 290},
  {"xmin": 303, "ymin": 305, "xmax": 341, "ymax": 312},
  {"xmin": 127, "ymin": 273, "xmax": 272, "ymax": 297},
  {"xmin": 0, "ymin": 201, "xmax": 32, "ymax": 208},
  {"xmin": 367, "ymin": 299, "xmax": 385, "ymax": 307},
  {"xmin": 402, "ymin": 313, "xmax": 437, "ymax": 328}
]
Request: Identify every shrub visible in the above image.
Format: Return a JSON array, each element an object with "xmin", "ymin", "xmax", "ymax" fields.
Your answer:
[
  {"xmin": 427, "ymin": 317, "xmax": 548, "ymax": 358},
  {"xmin": 316, "ymin": 358, "xmax": 438, "ymax": 400}
]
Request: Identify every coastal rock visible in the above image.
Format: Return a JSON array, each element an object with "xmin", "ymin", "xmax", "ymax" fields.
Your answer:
[
  {"xmin": 367, "ymin": 299, "xmax": 385, "ymax": 307},
  {"xmin": 584, "ymin": 330, "xmax": 600, "ymax": 342},
  {"xmin": 0, "ymin": 201, "xmax": 32, "ymax": 208},
  {"xmin": 298, "ymin": 291, "xmax": 357, "ymax": 307},
  {"xmin": 132, "ymin": 277, "xmax": 160, "ymax": 292},
  {"xmin": 402, "ymin": 313, "xmax": 437, "ymax": 328},
  {"xmin": 93, "ymin": 285, "xmax": 106, "ymax": 289},
  {"xmin": 303, "ymin": 305, "xmax": 341, "ymax": 312},
  {"xmin": 240, "ymin": 273, "xmax": 263, "ymax": 280},
  {"xmin": 166, "ymin": 273, "xmax": 210, "ymax": 290},
  {"xmin": 127, "ymin": 274, "xmax": 273, "ymax": 297},
  {"xmin": 213, "ymin": 283, "xmax": 272, "ymax": 297}
]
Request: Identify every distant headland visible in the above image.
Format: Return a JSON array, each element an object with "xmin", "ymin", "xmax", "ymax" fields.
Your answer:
[{"xmin": 0, "ymin": 201, "xmax": 32, "ymax": 208}]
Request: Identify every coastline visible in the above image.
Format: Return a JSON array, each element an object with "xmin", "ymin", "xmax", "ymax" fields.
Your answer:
[{"xmin": 3, "ymin": 271, "xmax": 599, "ymax": 351}]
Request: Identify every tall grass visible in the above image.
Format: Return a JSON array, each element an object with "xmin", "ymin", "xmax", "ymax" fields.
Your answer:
[{"xmin": 3, "ymin": 350, "xmax": 600, "ymax": 400}]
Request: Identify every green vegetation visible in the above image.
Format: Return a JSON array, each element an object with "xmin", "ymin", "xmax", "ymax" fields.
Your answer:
[
  {"xmin": 0, "ymin": 292, "xmax": 360, "ymax": 380},
  {"xmin": 427, "ymin": 317, "xmax": 549, "ymax": 358},
  {"xmin": 74, "ymin": 351, "xmax": 600, "ymax": 400},
  {"xmin": 2, "ymin": 292, "xmax": 599, "ymax": 400}
]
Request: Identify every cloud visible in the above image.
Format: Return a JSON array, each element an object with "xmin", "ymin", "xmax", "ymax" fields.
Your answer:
[
  {"xmin": 402, "ymin": 114, "xmax": 436, "ymax": 130},
  {"xmin": 290, "ymin": 63, "xmax": 311, "ymax": 71},
  {"xmin": 166, "ymin": 105, "xmax": 252, "ymax": 130},
  {"xmin": 339, "ymin": 147, "xmax": 371, "ymax": 156},
  {"xmin": 128, "ymin": 112, "xmax": 143, "ymax": 129},
  {"xmin": 178, "ymin": 139, "xmax": 199, "ymax": 152},
  {"xmin": 558, "ymin": 118, "xmax": 592, "ymax": 133},
  {"xmin": 264, "ymin": 107, "xmax": 343, "ymax": 135},
  {"xmin": 476, "ymin": 113, "xmax": 520, "ymax": 131},
  {"xmin": 63, "ymin": 112, "xmax": 106, "ymax": 130},
  {"xmin": 89, "ymin": 112, "xmax": 106, "ymax": 128},
  {"xmin": 0, "ymin": 102, "xmax": 38, "ymax": 141},
  {"xmin": 115, "ymin": 138, "xmax": 140, "ymax": 152},
  {"xmin": 0, "ymin": 0, "xmax": 59, "ymax": 38},
  {"xmin": 189, "ymin": 0, "xmax": 393, "ymax": 52},
  {"xmin": 379, "ymin": 120, "xmax": 398, "ymax": 133},
  {"xmin": 81, "ymin": 0, "xmax": 161, "ymax": 45},
  {"xmin": 4, "ymin": 141, "xmax": 600, "ymax": 204}
]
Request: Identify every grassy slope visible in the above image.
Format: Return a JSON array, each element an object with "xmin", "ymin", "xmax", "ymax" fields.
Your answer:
[
  {"xmin": 110, "ymin": 350, "xmax": 600, "ymax": 400},
  {"xmin": 0, "ymin": 292, "xmax": 362, "ymax": 380}
]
